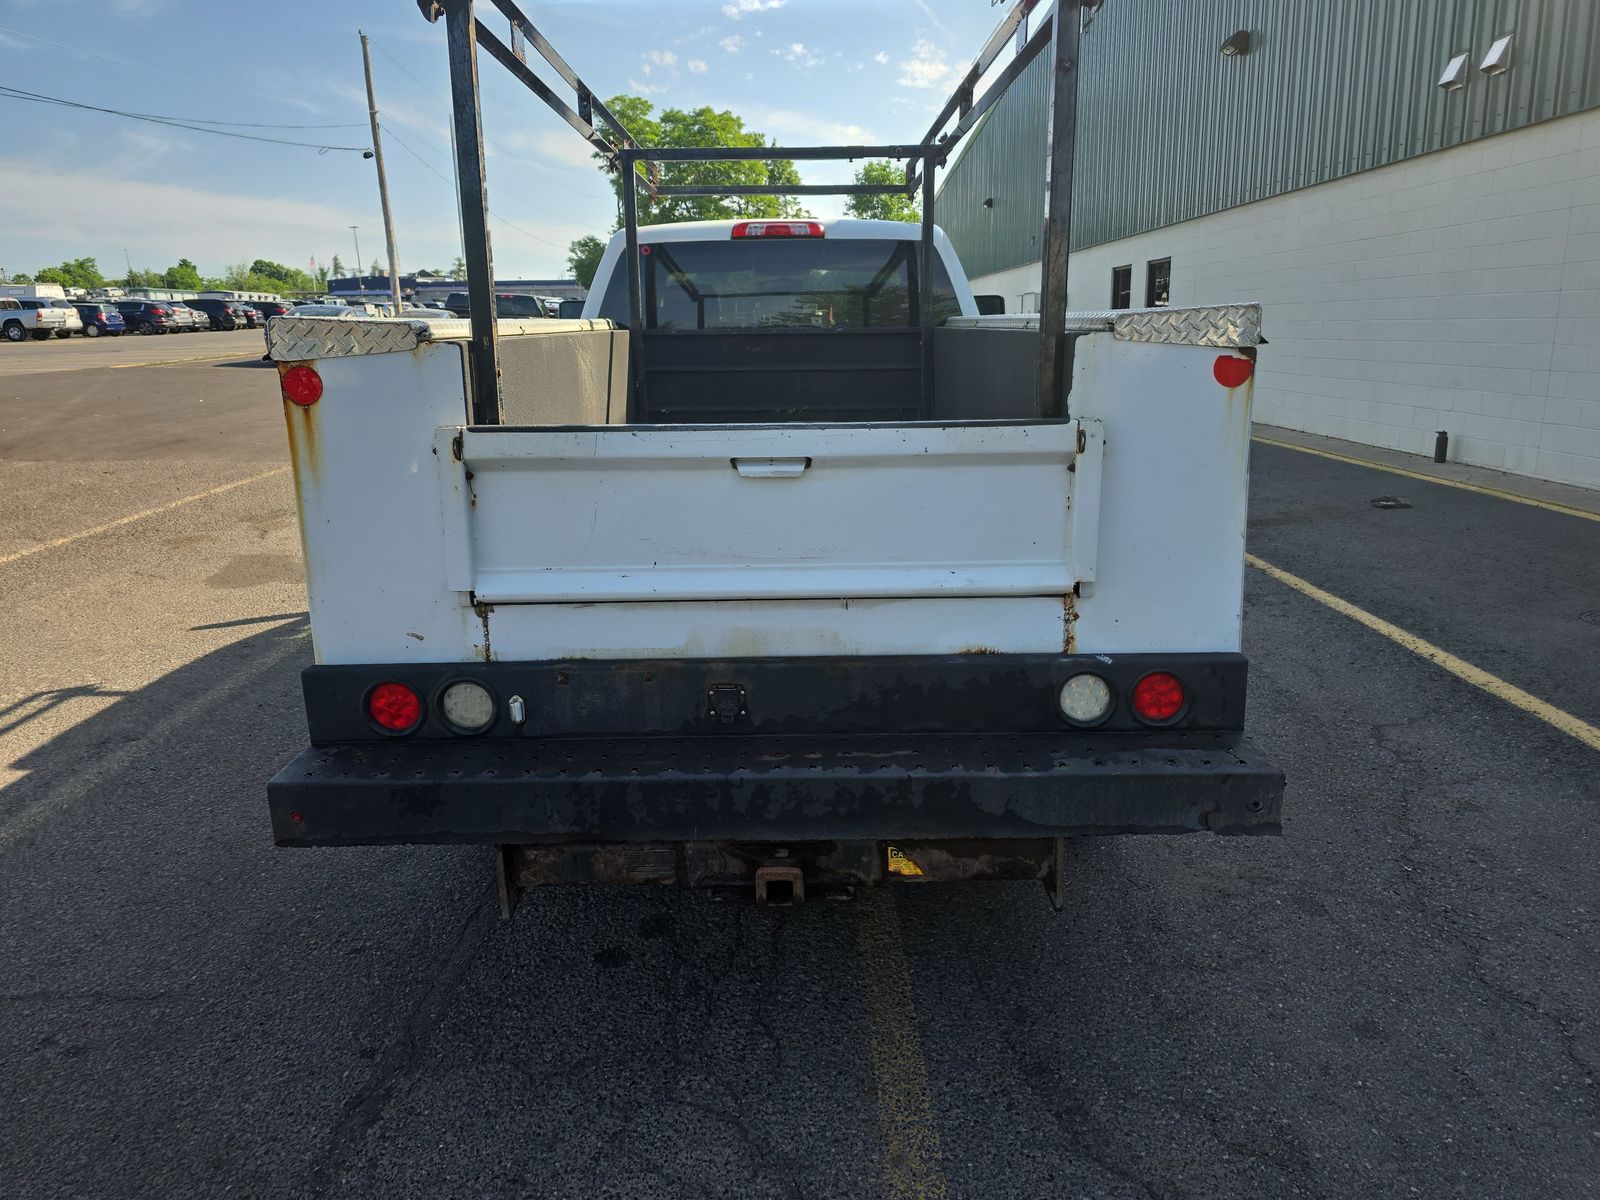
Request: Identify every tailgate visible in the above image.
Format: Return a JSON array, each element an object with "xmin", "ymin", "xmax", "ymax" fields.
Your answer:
[{"xmin": 438, "ymin": 422, "xmax": 1099, "ymax": 604}]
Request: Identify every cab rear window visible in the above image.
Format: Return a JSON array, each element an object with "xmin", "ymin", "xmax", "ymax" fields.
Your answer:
[{"xmin": 598, "ymin": 238, "xmax": 959, "ymax": 331}]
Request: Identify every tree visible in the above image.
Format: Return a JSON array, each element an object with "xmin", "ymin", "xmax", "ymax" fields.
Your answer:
[
  {"xmin": 34, "ymin": 257, "xmax": 106, "ymax": 290},
  {"xmin": 370, "ymin": 259, "xmax": 382, "ymax": 278},
  {"xmin": 844, "ymin": 160, "xmax": 919, "ymax": 223},
  {"xmin": 161, "ymin": 258, "xmax": 202, "ymax": 290},
  {"xmin": 567, "ymin": 236, "xmax": 606, "ymax": 289},
  {"xmin": 599, "ymin": 95, "xmax": 807, "ymax": 227},
  {"xmin": 330, "ymin": 254, "xmax": 345, "ymax": 280},
  {"xmin": 448, "ymin": 256, "xmax": 466, "ymax": 280},
  {"xmin": 9, "ymin": 272, "xmax": 33, "ymax": 284},
  {"xmin": 219, "ymin": 259, "xmax": 318, "ymax": 296}
]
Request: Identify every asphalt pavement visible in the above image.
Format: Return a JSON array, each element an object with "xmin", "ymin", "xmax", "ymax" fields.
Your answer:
[{"xmin": 0, "ymin": 347, "xmax": 1596, "ymax": 1199}]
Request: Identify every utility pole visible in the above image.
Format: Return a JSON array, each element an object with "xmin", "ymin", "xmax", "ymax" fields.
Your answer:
[
  {"xmin": 349, "ymin": 226, "xmax": 363, "ymax": 294},
  {"xmin": 124, "ymin": 248, "xmax": 134, "ymax": 287},
  {"xmin": 360, "ymin": 30, "xmax": 405, "ymax": 317}
]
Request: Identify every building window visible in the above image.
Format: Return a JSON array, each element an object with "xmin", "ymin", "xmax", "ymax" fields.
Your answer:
[
  {"xmin": 1146, "ymin": 258, "xmax": 1171, "ymax": 307},
  {"xmin": 1110, "ymin": 265, "xmax": 1132, "ymax": 309}
]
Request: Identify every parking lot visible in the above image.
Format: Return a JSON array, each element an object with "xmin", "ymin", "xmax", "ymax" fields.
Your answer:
[
  {"xmin": 0, "ymin": 328, "xmax": 263, "ymax": 378},
  {"xmin": 1, "ymin": 344, "xmax": 1597, "ymax": 1199}
]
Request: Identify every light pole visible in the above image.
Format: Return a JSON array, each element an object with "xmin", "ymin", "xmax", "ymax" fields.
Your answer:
[{"xmin": 349, "ymin": 226, "xmax": 363, "ymax": 293}]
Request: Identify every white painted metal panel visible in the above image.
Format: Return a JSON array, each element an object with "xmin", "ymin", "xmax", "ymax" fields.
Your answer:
[
  {"xmin": 287, "ymin": 344, "xmax": 485, "ymax": 665},
  {"xmin": 1068, "ymin": 338, "xmax": 1252, "ymax": 653},
  {"xmin": 483, "ymin": 596, "xmax": 1073, "ymax": 659},
  {"xmin": 454, "ymin": 423, "xmax": 1079, "ymax": 604}
]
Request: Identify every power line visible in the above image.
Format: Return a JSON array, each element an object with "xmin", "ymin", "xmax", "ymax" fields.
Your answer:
[
  {"xmin": 0, "ymin": 23, "xmax": 347, "ymax": 111},
  {"xmin": 385, "ymin": 121, "xmax": 597, "ymax": 228},
  {"xmin": 149, "ymin": 116, "xmax": 367, "ymax": 131},
  {"xmin": 382, "ymin": 125, "xmax": 574, "ymax": 255},
  {"xmin": 0, "ymin": 85, "xmax": 370, "ymax": 152}
]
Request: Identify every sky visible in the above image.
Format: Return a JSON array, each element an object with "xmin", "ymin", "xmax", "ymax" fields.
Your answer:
[{"xmin": 0, "ymin": 0, "xmax": 1011, "ymax": 283}]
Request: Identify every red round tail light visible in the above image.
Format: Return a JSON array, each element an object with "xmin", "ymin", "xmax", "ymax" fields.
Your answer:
[
  {"xmin": 1131, "ymin": 672, "xmax": 1185, "ymax": 722},
  {"xmin": 1213, "ymin": 355, "xmax": 1254, "ymax": 388},
  {"xmin": 368, "ymin": 681, "xmax": 422, "ymax": 732},
  {"xmin": 281, "ymin": 363, "xmax": 323, "ymax": 407}
]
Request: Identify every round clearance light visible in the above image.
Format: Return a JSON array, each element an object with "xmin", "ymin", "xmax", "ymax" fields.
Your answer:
[
  {"xmin": 281, "ymin": 363, "xmax": 323, "ymax": 407},
  {"xmin": 1058, "ymin": 673, "xmax": 1113, "ymax": 725},
  {"xmin": 1213, "ymin": 355, "xmax": 1253, "ymax": 388},
  {"xmin": 1132, "ymin": 672, "xmax": 1185, "ymax": 723},
  {"xmin": 439, "ymin": 680, "xmax": 496, "ymax": 734},
  {"xmin": 368, "ymin": 681, "xmax": 422, "ymax": 733}
]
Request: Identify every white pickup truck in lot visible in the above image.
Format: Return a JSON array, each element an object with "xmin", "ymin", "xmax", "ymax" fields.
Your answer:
[
  {"xmin": 0, "ymin": 296, "xmax": 77, "ymax": 341},
  {"xmin": 263, "ymin": 214, "xmax": 1284, "ymax": 908}
]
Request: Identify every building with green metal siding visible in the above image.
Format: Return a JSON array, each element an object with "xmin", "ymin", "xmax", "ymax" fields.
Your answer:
[{"xmin": 935, "ymin": 0, "xmax": 1600, "ymax": 488}]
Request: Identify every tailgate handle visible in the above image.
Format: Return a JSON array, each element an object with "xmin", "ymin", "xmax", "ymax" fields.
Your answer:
[{"xmin": 732, "ymin": 456, "xmax": 810, "ymax": 479}]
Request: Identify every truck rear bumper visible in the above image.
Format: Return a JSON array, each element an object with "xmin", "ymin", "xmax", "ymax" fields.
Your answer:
[{"xmin": 268, "ymin": 733, "xmax": 1283, "ymax": 846}]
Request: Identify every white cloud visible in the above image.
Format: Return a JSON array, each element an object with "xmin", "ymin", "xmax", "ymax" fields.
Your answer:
[
  {"xmin": 687, "ymin": 59, "xmax": 708, "ymax": 75},
  {"xmin": 777, "ymin": 42, "xmax": 824, "ymax": 68},
  {"xmin": 723, "ymin": 0, "xmax": 783, "ymax": 18},
  {"xmin": 719, "ymin": 35, "xmax": 743, "ymax": 53},
  {"xmin": 112, "ymin": 128, "xmax": 196, "ymax": 167},
  {"xmin": 0, "ymin": 155, "xmax": 456, "ymax": 271},
  {"xmin": 627, "ymin": 78, "xmax": 666, "ymax": 96},
  {"xmin": 646, "ymin": 49, "xmax": 678, "ymax": 68},
  {"xmin": 873, "ymin": 50, "xmax": 890, "ymax": 65},
  {"xmin": 328, "ymin": 81, "xmax": 448, "ymax": 144},
  {"xmin": 746, "ymin": 107, "xmax": 879, "ymax": 146},
  {"xmin": 897, "ymin": 38, "xmax": 963, "ymax": 90},
  {"xmin": 499, "ymin": 128, "xmax": 605, "ymax": 172}
]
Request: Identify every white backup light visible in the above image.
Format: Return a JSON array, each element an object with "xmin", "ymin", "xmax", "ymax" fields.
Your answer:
[
  {"xmin": 1058, "ymin": 674, "xmax": 1113, "ymax": 724},
  {"xmin": 440, "ymin": 681, "xmax": 496, "ymax": 733}
]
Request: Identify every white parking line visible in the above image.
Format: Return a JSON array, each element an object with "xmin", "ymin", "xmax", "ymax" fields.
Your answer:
[{"xmin": 1249, "ymin": 553, "xmax": 1600, "ymax": 753}]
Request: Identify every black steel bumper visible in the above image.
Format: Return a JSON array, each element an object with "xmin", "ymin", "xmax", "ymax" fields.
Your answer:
[{"xmin": 268, "ymin": 733, "xmax": 1283, "ymax": 846}]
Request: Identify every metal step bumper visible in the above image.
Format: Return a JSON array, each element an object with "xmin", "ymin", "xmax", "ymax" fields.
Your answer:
[{"xmin": 268, "ymin": 733, "xmax": 1284, "ymax": 846}]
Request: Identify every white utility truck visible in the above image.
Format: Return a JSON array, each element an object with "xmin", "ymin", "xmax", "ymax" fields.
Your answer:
[{"xmin": 265, "ymin": 0, "xmax": 1283, "ymax": 911}]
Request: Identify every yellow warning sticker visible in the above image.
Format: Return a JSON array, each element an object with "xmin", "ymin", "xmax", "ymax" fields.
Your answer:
[{"xmin": 886, "ymin": 846, "xmax": 924, "ymax": 877}]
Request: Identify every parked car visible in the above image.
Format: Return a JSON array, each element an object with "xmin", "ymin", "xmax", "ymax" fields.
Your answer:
[
  {"xmin": 113, "ymin": 300, "xmax": 180, "ymax": 335},
  {"xmin": 286, "ymin": 304, "xmax": 362, "ymax": 317},
  {"xmin": 186, "ymin": 297, "xmax": 253, "ymax": 331},
  {"xmin": 164, "ymin": 302, "xmax": 199, "ymax": 332},
  {"xmin": 442, "ymin": 291, "xmax": 547, "ymax": 319},
  {"xmin": 189, "ymin": 306, "xmax": 214, "ymax": 331},
  {"xmin": 17, "ymin": 298, "xmax": 83, "ymax": 338},
  {"xmin": 72, "ymin": 302, "xmax": 126, "ymax": 337},
  {"xmin": 250, "ymin": 301, "xmax": 296, "ymax": 322},
  {"xmin": 1, "ymin": 297, "xmax": 68, "ymax": 340},
  {"xmin": 237, "ymin": 306, "xmax": 264, "ymax": 328}
]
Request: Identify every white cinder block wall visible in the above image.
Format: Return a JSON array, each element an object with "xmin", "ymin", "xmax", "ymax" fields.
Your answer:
[{"xmin": 969, "ymin": 109, "xmax": 1600, "ymax": 490}]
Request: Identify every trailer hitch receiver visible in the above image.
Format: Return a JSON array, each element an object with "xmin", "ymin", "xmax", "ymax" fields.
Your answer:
[{"xmin": 754, "ymin": 864, "xmax": 805, "ymax": 906}]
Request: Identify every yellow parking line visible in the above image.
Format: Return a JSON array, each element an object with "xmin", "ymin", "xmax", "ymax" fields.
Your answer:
[
  {"xmin": 1247, "ymin": 553, "xmax": 1600, "ymax": 752},
  {"xmin": 0, "ymin": 467, "xmax": 289, "ymax": 566},
  {"xmin": 1251, "ymin": 436, "xmax": 1600, "ymax": 524},
  {"xmin": 108, "ymin": 350, "xmax": 258, "ymax": 369},
  {"xmin": 856, "ymin": 889, "xmax": 948, "ymax": 1200}
]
